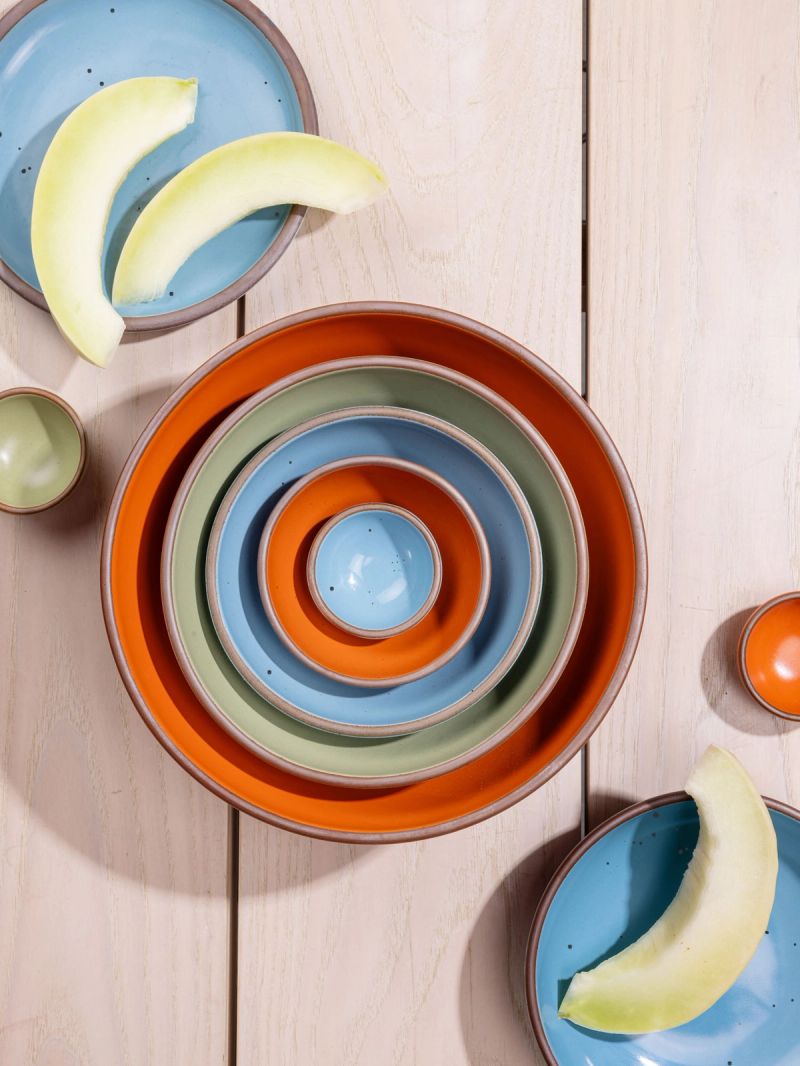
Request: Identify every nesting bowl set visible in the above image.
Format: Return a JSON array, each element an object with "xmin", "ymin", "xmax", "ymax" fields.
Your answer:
[{"xmin": 100, "ymin": 304, "xmax": 647, "ymax": 840}]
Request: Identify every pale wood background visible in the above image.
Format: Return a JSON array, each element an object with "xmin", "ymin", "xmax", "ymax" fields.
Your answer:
[
  {"xmin": 0, "ymin": 1, "xmax": 797, "ymax": 1063},
  {"xmin": 0, "ymin": 283, "xmax": 234, "ymax": 1059},
  {"xmin": 587, "ymin": 0, "xmax": 800, "ymax": 825}
]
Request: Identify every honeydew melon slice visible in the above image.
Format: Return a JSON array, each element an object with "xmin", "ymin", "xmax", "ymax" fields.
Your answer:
[
  {"xmin": 112, "ymin": 132, "xmax": 388, "ymax": 305},
  {"xmin": 31, "ymin": 77, "xmax": 198, "ymax": 367},
  {"xmin": 559, "ymin": 746, "xmax": 778, "ymax": 1033}
]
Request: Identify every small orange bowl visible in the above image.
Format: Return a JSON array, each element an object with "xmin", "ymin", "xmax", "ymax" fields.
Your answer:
[
  {"xmin": 738, "ymin": 592, "xmax": 800, "ymax": 719},
  {"xmin": 259, "ymin": 455, "xmax": 491, "ymax": 688}
]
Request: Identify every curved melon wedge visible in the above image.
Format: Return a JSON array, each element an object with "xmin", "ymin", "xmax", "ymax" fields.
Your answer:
[
  {"xmin": 32, "ymin": 77, "xmax": 198, "ymax": 367},
  {"xmin": 559, "ymin": 746, "xmax": 778, "ymax": 1033},
  {"xmin": 112, "ymin": 132, "xmax": 388, "ymax": 305}
]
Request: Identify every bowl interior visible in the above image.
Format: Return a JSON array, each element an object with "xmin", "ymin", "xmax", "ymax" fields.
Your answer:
[
  {"xmin": 262, "ymin": 459, "xmax": 488, "ymax": 688},
  {"xmin": 0, "ymin": 0, "xmax": 307, "ymax": 321},
  {"xmin": 531, "ymin": 798, "xmax": 800, "ymax": 1066},
  {"xmin": 0, "ymin": 390, "xmax": 83, "ymax": 508},
  {"xmin": 310, "ymin": 506, "xmax": 439, "ymax": 636},
  {"xmin": 103, "ymin": 310, "xmax": 635, "ymax": 839},
  {"xmin": 744, "ymin": 598, "xmax": 800, "ymax": 717},
  {"xmin": 197, "ymin": 407, "xmax": 539, "ymax": 749}
]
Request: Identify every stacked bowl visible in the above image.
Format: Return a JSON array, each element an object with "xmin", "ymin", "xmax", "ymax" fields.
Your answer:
[{"xmin": 101, "ymin": 303, "xmax": 646, "ymax": 842}]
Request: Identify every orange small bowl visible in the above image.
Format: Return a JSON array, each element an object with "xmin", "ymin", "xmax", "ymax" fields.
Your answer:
[
  {"xmin": 738, "ymin": 592, "xmax": 800, "ymax": 720},
  {"xmin": 259, "ymin": 455, "xmax": 490, "ymax": 688}
]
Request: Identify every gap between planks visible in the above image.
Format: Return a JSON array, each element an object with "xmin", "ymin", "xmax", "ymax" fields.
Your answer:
[
  {"xmin": 227, "ymin": 294, "xmax": 246, "ymax": 1066},
  {"xmin": 579, "ymin": 0, "xmax": 590, "ymax": 839}
]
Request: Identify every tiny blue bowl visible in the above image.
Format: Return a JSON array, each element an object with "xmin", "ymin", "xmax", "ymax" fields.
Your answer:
[
  {"xmin": 526, "ymin": 792, "xmax": 800, "ymax": 1066},
  {"xmin": 307, "ymin": 504, "xmax": 443, "ymax": 639},
  {"xmin": 0, "ymin": 0, "xmax": 316, "ymax": 330}
]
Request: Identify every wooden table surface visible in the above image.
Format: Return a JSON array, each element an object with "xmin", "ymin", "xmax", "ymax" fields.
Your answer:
[{"xmin": 1, "ymin": 1, "xmax": 798, "ymax": 1063}]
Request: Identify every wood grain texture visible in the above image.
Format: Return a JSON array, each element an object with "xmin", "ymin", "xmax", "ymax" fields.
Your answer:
[
  {"xmin": 0, "ymin": 287, "xmax": 235, "ymax": 1056},
  {"xmin": 587, "ymin": 0, "xmax": 800, "ymax": 823},
  {"xmin": 245, "ymin": 0, "xmax": 581, "ymax": 356},
  {"xmin": 237, "ymin": 3, "xmax": 583, "ymax": 1064}
]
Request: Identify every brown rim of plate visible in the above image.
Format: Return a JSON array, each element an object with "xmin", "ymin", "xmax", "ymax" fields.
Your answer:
[
  {"xmin": 306, "ymin": 503, "xmax": 443, "ymax": 639},
  {"xmin": 0, "ymin": 386, "xmax": 87, "ymax": 514},
  {"xmin": 261, "ymin": 454, "xmax": 488, "ymax": 686},
  {"xmin": 100, "ymin": 302, "xmax": 645, "ymax": 842},
  {"xmin": 199, "ymin": 403, "xmax": 542, "ymax": 747},
  {"xmin": 258, "ymin": 454, "xmax": 490, "ymax": 690},
  {"xmin": 736, "ymin": 591, "xmax": 800, "ymax": 722},
  {"xmin": 524, "ymin": 791, "xmax": 796, "ymax": 1065},
  {"xmin": 0, "ymin": 0, "xmax": 318, "ymax": 333}
]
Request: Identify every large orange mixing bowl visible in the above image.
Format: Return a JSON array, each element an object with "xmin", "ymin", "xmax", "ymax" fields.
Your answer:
[{"xmin": 101, "ymin": 303, "xmax": 646, "ymax": 842}]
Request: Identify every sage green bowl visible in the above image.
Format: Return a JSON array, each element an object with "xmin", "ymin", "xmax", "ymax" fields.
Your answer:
[
  {"xmin": 0, "ymin": 388, "xmax": 86, "ymax": 513},
  {"xmin": 162, "ymin": 357, "xmax": 588, "ymax": 788}
]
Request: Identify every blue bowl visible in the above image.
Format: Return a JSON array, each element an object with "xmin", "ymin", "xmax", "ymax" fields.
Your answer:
[
  {"xmin": 527, "ymin": 793, "xmax": 800, "ymax": 1066},
  {"xmin": 308, "ymin": 504, "xmax": 442, "ymax": 638},
  {"xmin": 206, "ymin": 407, "xmax": 542, "ymax": 737},
  {"xmin": 0, "ymin": 0, "xmax": 316, "ymax": 329}
]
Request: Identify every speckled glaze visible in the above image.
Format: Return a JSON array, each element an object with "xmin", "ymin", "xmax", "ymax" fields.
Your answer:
[
  {"xmin": 526, "ymin": 793, "xmax": 800, "ymax": 1066},
  {"xmin": 737, "ymin": 592, "xmax": 800, "ymax": 720},
  {"xmin": 307, "ymin": 504, "xmax": 442, "ymax": 639},
  {"xmin": 0, "ymin": 387, "xmax": 86, "ymax": 513},
  {"xmin": 258, "ymin": 454, "xmax": 491, "ymax": 691},
  {"xmin": 202, "ymin": 406, "xmax": 541, "ymax": 742},
  {"xmin": 0, "ymin": 0, "xmax": 316, "ymax": 330}
]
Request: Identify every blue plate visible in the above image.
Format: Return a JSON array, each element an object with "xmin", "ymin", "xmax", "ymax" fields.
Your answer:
[
  {"xmin": 528, "ymin": 794, "xmax": 800, "ymax": 1066},
  {"xmin": 310, "ymin": 506, "xmax": 440, "ymax": 637},
  {"xmin": 207, "ymin": 409, "xmax": 541, "ymax": 735},
  {"xmin": 0, "ymin": 0, "xmax": 315, "ymax": 327}
]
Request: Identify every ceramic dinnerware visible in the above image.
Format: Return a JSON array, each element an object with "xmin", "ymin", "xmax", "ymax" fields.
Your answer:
[
  {"xmin": 102, "ymin": 304, "xmax": 643, "ymax": 841},
  {"xmin": 259, "ymin": 455, "xmax": 491, "ymax": 689},
  {"xmin": 0, "ymin": 387, "xmax": 86, "ymax": 513},
  {"xmin": 167, "ymin": 364, "xmax": 578, "ymax": 779},
  {"xmin": 0, "ymin": 0, "xmax": 316, "ymax": 329},
  {"xmin": 737, "ymin": 592, "xmax": 800, "ymax": 720},
  {"xmin": 201, "ymin": 405, "xmax": 541, "ymax": 739},
  {"xmin": 526, "ymin": 793, "xmax": 800, "ymax": 1066},
  {"xmin": 307, "ymin": 504, "xmax": 442, "ymax": 639}
]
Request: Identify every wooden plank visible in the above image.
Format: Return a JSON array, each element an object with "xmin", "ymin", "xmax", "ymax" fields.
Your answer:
[
  {"xmin": 245, "ymin": 0, "xmax": 581, "ymax": 351},
  {"xmin": 0, "ymin": 265, "xmax": 235, "ymax": 1056},
  {"xmin": 587, "ymin": 0, "xmax": 800, "ymax": 824},
  {"xmin": 237, "ymin": 4, "xmax": 583, "ymax": 1064}
]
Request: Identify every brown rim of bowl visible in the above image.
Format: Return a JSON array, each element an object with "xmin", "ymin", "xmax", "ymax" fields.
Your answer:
[
  {"xmin": 199, "ymin": 403, "xmax": 542, "ymax": 748},
  {"xmin": 736, "ymin": 591, "xmax": 800, "ymax": 722},
  {"xmin": 306, "ymin": 503, "xmax": 443, "ymax": 639},
  {"xmin": 524, "ymin": 791, "xmax": 796, "ymax": 1064},
  {"xmin": 100, "ymin": 302, "xmax": 645, "ymax": 842},
  {"xmin": 259, "ymin": 454, "xmax": 491, "ymax": 691},
  {"xmin": 0, "ymin": 386, "xmax": 87, "ymax": 514},
  {"xmin": 0, "ymin": 0, "xmax": 318, "ymax": 333}
]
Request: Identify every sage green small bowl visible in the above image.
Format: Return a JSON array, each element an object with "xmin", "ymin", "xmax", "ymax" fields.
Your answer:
[{"xmin": 0, "ymin": 388, "xmax": 86, "ymax": 513}]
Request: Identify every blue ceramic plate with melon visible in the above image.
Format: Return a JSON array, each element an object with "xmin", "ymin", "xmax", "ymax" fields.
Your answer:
[
  {"xmin": 527, "ymin": 793, "xmax": 800, "ymax": 1066},
  {"xmin": 0, "ymin": 0, "xmax": 316, "ymax": 328}
]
